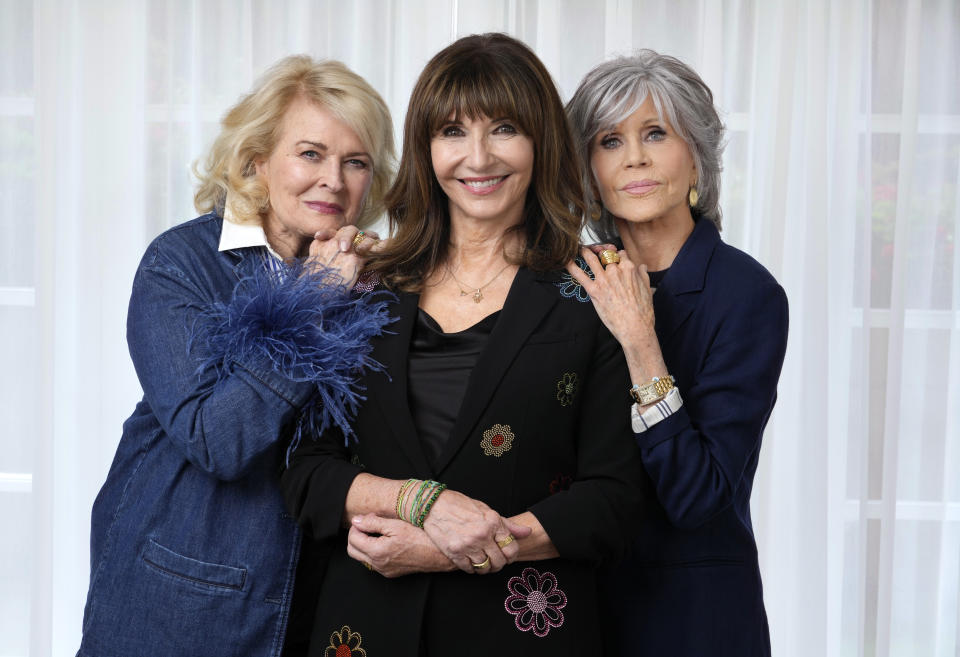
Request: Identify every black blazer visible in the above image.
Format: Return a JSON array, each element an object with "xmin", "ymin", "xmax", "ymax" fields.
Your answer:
[
  {"xmin": 602, "ymin": 219, "xmax": 789, "ymax": 656},
  {"xmin": 282, "ymin": 267, "xmax": 644, "ymax": 657}
]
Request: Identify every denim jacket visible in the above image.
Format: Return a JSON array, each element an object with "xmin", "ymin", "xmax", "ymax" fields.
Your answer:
[{"xmin": 77, "ymin": 213, "xmax": 389, "ymax": 657}]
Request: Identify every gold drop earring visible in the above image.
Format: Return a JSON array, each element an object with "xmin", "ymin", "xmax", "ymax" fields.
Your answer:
[{"xmin": 590, "ymin": 201, "xmax": 602, "ymax": 221}]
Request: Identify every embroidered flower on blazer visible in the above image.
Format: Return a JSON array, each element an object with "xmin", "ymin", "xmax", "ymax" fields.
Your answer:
[
  {"xmin": 548, "ymin": 473, "xmax": 573, "ymax": 495},
  {"xmin": 555, "ymin": 372, "xmax": 578, "ymax": 406},
  {"xmin": 325, "ymin": 625, "xmax": 366, "ymax": 657},
  {"xmin": 481, "ymin": 424, "xmax": 515, "ymax": 457},
  {"xmin": 554, "ymin": 256, "xmax": 593, "ymax": 302},
  {"xmin": 353, "ymin": 270, "xmax": 380, "ymax": 293},
  {"xmin": 504, "ymin": 567, "xmax": 568, "ymax": 637}
]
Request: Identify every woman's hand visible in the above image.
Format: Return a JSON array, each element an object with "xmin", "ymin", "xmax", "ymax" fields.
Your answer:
[
  {"xmin": 567, "ymin": 246, "xmax": 653, "ymax": 343},
  {"xmin": 305, "ymin": 226, "xmax": 380, "ymax": 288},
  {"xmin": 347, "ymin": 514, "xmax": 455, "ymax": 578},
  {"xmin": 565, "ymin": 247, "xmax": 668, "ymax": 392},
  {"xmin": 421, "ymin": 489, "xmax": 531, "ymax": 574}
]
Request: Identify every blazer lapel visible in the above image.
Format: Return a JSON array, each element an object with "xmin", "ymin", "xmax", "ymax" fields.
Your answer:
[
  {"xmin": 654, "ymin": 219, "xmax": 719, "ymax": 347},
  {"xmin": 433, "ymin": 268, "xmax": 557, "ymax": 474},
  {"xmin": 368, "ymin": 291, "xmax": 434, "ymax": 477}
]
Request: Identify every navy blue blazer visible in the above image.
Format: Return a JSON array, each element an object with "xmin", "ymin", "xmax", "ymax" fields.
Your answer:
[{"xmin": 601, "ymin": 219, "xmax": 788, "ymax": 657}]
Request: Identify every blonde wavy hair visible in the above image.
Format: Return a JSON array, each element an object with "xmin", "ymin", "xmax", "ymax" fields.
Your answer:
[{"xmin": 193, "ymin": 55, "xmax": 395, "ymax": 229}]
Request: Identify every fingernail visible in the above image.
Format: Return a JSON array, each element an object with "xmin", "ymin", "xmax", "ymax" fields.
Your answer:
[{"xmin": 340, "ymin": 240, "xmax": 350, "ymax": 252}]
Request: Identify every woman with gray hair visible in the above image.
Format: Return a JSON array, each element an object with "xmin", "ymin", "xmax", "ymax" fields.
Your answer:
[{"xmin": 565, "ymin": 50, "xmax": 788, "ymax": 656}]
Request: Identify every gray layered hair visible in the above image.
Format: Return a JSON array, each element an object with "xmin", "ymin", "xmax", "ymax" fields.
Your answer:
[{"xmin": 566, "ymin": 49, "xmax": 725, "ymax": 240}]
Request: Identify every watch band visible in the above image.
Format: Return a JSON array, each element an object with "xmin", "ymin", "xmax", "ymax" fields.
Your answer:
[{"xmin": 629, "ymin": 375, "xmax": 675, "ymax": 405}]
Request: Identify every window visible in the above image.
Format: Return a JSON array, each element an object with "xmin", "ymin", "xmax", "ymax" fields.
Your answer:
[{"xmin": 0, "ymin": 2, "xmax": 36, "ymax": 654}]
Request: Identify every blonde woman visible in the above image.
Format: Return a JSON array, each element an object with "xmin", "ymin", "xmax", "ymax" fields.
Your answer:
[{"xmin": 77, "ymin": 55, "xmax": 395, "ymax": 657}]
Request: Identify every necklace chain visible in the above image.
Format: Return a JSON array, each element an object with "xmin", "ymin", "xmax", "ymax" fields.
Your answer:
[{"xmin": 446, "ymin": 261, "xmax": 512, "ymax": 303}]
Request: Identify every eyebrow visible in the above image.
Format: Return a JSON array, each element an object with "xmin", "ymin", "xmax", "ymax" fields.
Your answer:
[
  {"xmin": 296, "ymin": 140, "xmax": 370, "ymax": 158},
  {"xmin": 600, "ymin": 116, "xmax": 664, "ymax": 134}
]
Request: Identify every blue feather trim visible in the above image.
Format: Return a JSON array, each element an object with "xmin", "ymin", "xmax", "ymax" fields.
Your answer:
[{"xmin": 188, "ymin": 260, "xmax": 394, "ymax": 462}]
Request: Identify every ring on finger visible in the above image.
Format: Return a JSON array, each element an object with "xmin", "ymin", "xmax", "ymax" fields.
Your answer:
[
  {"xmin": 599, "ymin": 249, "xmax": 621, "ymax": 266},
  {"xmin": 471, "ymin": 556, "xmax": 491, "ymax": 570},
  {"xmin": 496, "ymin": 535, "xmax": 515, "ymax": 548},
  {"xmin": 351, "ymin": 231, "xmax": 368, "ymax": 249},
  {"xmin": 363, "ymin": 561, "xmax": 373, "ymax": 571}
]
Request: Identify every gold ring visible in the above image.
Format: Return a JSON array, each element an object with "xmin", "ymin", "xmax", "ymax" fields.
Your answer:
[
  {"xmin": 351, "ymin": 231, "xmax": 367, "ymax": 248},
  {"xmin": 496, "ymin": 535, "xmax": 515, "ymax": 548},
  {"xmin": 599, "ymin": 249, "xmax": 621, "ymax": 266},
  {"xmin": 363, "ymin": 561, "xmax": 373, "ymax": 571},
  {"xmin": 471, "ymin": 557, "xmax": 491, "ymax": 570}
]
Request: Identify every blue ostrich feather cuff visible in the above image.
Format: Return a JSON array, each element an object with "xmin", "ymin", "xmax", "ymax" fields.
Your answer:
[{"xmin": 188, "ymin": 260, "xmax": 394, "ymax": 460}]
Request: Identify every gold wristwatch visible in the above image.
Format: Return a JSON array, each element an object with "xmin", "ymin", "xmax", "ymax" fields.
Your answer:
[{"xmin": 629, "ymin": 375, "xmax": 675, "ymax": 405}]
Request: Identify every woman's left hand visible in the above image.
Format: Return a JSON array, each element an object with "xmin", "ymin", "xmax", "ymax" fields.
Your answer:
[
  {"xmin": 347, "ymin": 514, "xmax": 456, "ymax": 578},
  {"xmin": 566, "ymin": 247, "xmax": 654, "ymax": 345},
  {"xmin": 566, "ymin": 247, "xmax": 668, "ymax": 388},
  {"xmin": 305, "ymin": 226, "xmax": 381, "ymax": 288},
  {"xmin": 421, "ymin": 489, "xmax": 530, "ymax": 574}
]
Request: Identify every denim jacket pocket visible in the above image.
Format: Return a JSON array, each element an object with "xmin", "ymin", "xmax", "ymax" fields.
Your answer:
[{"xmin": 141, "ymin": 538, "xmax": 247, "ymax": 592}]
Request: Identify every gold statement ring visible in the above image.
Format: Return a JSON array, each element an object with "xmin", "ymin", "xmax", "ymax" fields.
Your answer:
[{"xmin": 599, "ymin": 249, "xmax": 621, "ymax": 266}]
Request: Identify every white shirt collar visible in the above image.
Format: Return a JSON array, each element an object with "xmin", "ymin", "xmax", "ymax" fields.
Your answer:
[{"xmin": 218, "ymin": 211, "xmax": 283, "ymax": 261}]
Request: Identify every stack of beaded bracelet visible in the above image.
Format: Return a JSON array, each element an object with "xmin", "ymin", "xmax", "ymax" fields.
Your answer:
[{"xmin": 395, "ymin": 478, "xmax": 447, "ymax": 528}]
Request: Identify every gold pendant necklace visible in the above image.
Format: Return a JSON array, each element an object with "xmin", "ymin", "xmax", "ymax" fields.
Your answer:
[{"xmin": 446, "ymin": 261, "xmax": 512, "ymax": 303}]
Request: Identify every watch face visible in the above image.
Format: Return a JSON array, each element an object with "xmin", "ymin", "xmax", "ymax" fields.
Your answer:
[{"xmin": 635, "ymin": 389, "xmax": 654, "ymax": 405}]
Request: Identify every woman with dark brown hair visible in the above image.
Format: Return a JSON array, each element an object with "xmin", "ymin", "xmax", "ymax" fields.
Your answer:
[{"xmin": 280, "ymin": 34, "xmax": 643, "ymax": 656}]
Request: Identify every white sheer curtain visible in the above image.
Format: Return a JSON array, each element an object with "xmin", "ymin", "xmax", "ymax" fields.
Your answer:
[{"xmin": 1, "ymin": 1, "xmax": 956, "ymax": 655}]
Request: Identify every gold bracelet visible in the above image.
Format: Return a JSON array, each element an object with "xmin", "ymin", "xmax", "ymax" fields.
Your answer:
[
  {"xmin": 395, "ymin": 478, "xmax": 417, "ymax": 520},
  {"xmin": 629, "ymin": 375, "xmax": 675, "ymax": 405}
]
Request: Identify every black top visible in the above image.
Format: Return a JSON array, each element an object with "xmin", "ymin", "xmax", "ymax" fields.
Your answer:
[
  {"xmin": 408, "ymin": 309, "xmax": 499, "ymax": 469},
  {"xmin": 648, "ymin": 268, "xmax": 668, "ymax": 288}
]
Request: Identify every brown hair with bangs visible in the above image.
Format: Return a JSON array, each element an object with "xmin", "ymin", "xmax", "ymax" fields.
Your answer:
[{"xmin": 368, "ymin": 33, "xmax": 585, "ymax": 291}]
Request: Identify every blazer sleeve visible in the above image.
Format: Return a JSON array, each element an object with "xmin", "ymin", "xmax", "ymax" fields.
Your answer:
[
  {"xmin": 126, "ymin": 242, "xmax": 388, "ymax": 482},
  {"xmin": 279, "ymin": 425, "xmax": 363, "ymax": 542},
  {"xmin": 637, "ymin": 280, "xmax": 788, "ymax": 530},
  {"xmin": 529, "ymin": 321, "xmax": 645, "ymax": 562}
]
